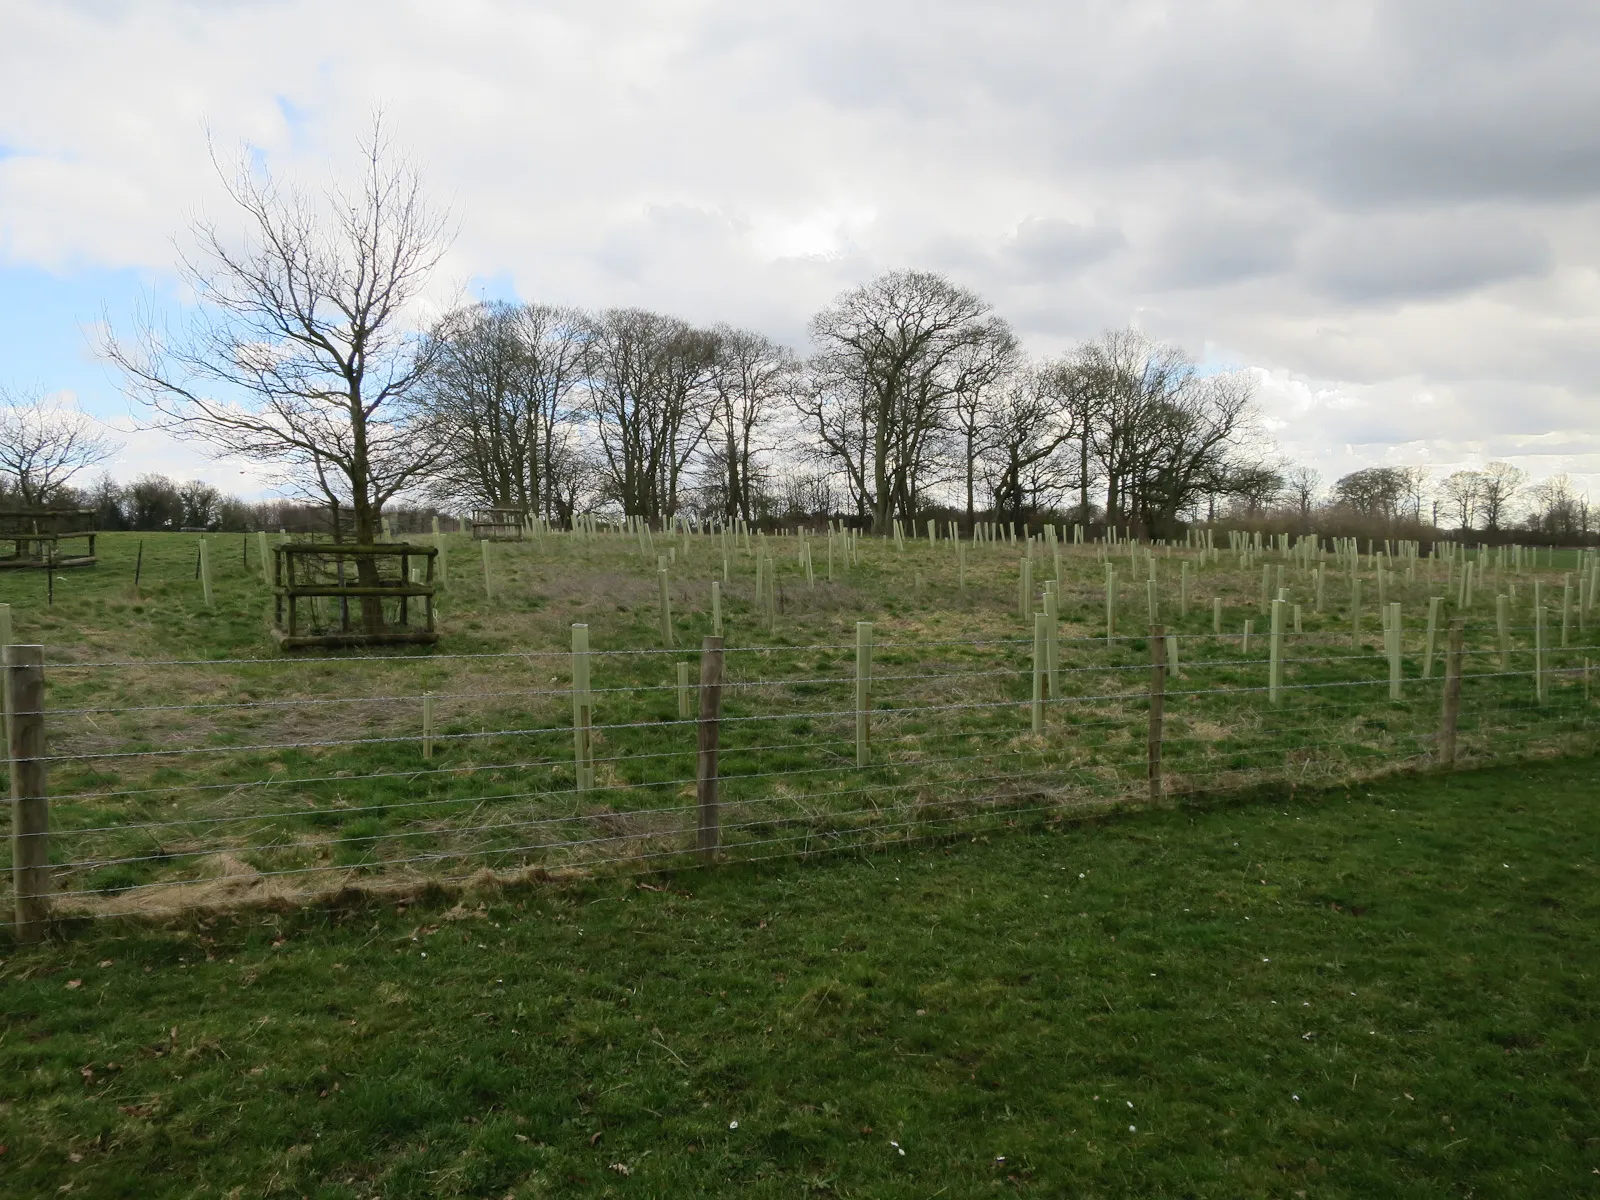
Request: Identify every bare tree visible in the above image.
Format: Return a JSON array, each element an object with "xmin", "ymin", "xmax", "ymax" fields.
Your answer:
[
  {"xmin": 944, "ymin": 326, "xmax": 1020, "ymax": 528},
  {"xmin": 981, "ymin": 362, "xmax": 1083, "ymax": 525},
  {"xmin": 803, "ymin": 270, "xmax": 1008, "ymax": 533},
  {"xmin": 105, "ymin": 120, "xmax": 452, "ymax": 547},
  {"xmin": 1525, "ymin": 473, "xmax": 1589, "ymax": 538},
  {"xmin": 1476, "ymin": 461, "xmax": 1528, "ymax": 532},
  {"xmin": 1397, "ymin": 466, "xmax": 1430, "ymax": 522},
  {"xmin": 0, "ymin": 388, "xmax": 120, "ymax": 507},
  {"xmin": 708, "ymin": 326, "xmax": 798, "ymax": 524},
  {"xmin": 415, "ymin": 301, "xmax": 588, "ymax": 521},
  {"xmin": 584, "ymin": 309, "xmax": 718, "ymax": 521},
  {"xmin": 1438, "ymin": 469, "xmax": 1483, "ymax": 531},
  {"xmin": 1077, "ymin": 329, "xmax": 1257, "ymax": 535},
  {"xmin": 1222, "ymin": 462, "xmax": 1287, "ymax": 517},
  {"xmin": 1282, "ymin": 464, "xmax": 1322, "ymax": 519},
  {"xmin": 1331, "ymin": 467, "xmax": 1410, "ymax": 521}
]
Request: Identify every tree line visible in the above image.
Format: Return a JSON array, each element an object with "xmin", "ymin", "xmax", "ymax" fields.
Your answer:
[{"xmin": 0, "ymin": 127, "xmax": 1586, "ymax": 543}]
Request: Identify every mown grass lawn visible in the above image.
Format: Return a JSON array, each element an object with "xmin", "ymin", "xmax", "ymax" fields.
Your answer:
[{"xmin": 3, "ymin": 755, "xmax": 1597, "ymax": 1198}]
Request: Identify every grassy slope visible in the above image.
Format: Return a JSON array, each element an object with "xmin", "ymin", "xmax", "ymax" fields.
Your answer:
[
  {"xmin": 2, "ymin": 756, "xmax": 1597, "ymax": 1198},
  {"xmin": 5, "ymin": 532, "xmax": 1595, "ymax": 911}
]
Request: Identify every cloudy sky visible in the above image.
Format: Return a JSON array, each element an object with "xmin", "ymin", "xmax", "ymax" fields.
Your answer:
[{"xmin": 3, "ymin": 0, "xmax": 1598, "ymax": 501}]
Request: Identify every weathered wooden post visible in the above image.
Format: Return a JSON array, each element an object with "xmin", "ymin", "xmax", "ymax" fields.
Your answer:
[
  {"xmin": 1423, "ymin": 595, "xmax": 1441, "ymax": 679},
  {"xmin": 7, "ymin": 645, "xmax": 48, "ymax": 943},
  {"xmin": 1148, "ymin": 624, "xmax": 1166, "ymax": 803},
  {"xmin": 696, "ymin": 636, "xmax": 724, "ymax": 863}
]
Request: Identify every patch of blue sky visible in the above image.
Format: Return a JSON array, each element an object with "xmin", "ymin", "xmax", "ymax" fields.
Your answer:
[
  {"xmin": 0, "ymin": 263, "xmax": 187, "ymax": 419},
  {"xmin": 466, "ymin": 272, "xmax": 523, "ymax": 305}
]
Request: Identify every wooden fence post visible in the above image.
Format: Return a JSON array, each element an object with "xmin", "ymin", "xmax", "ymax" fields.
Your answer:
[
  {"xmin": 1423, "ymin": 595, "xmax": 1441, "ymax": 679},
  {"xmin": 8, "ymin": 645, "xmax": 49, "ymax": 943},
  {"xmin": 1438, "ymin": 619, "xmax": 1464, "ymax": 768},
  {"xmin": 571, "ymin": 624, "xmax": 594, "ymax": 793},
  {"xmin": 696, "ymin": 636, "xmax": 724, "ymax": 863},
  {"xmin": 1148, "ymin": 624, "xmax": 1166, "ymax": 803},
  {"xmin": 855, "ymin": 621, "xmax": 873, "ymax": 766}
]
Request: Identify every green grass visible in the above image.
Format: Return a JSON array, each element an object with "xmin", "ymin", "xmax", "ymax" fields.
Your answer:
[
  {"xmin": 3, "ymin": 755, "xmax": 1597, "ymax": 1197},
  {"xmin": 2, "ymin": 531, "xmax": 1596, "ymax": 917}
]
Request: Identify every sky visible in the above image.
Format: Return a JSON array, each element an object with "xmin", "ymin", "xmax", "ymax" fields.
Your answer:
[{"xmin": 2, "ymin": 0, "xmax": 1599, "ymax": 503}]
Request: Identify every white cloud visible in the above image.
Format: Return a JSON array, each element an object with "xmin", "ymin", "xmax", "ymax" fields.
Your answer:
[{"xmin": 2, "ymin": 0, "xmax": 1599, "ymax": 498}]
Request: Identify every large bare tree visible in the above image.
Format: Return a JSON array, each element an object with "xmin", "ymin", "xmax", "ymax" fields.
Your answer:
[
  {"xmin": 584, "ymin": 308, "xmax": 718, "ymax": 521},
  {"xmin": 415, "ymin": 301, "xmax": 588, "ymax": 521},
  {"xmin": 1077, "ymin": 329, "xmax": 1256, "ymax": 534},
  {"xmin": 980, "ymin": 362, "xmax": 1084, "ymax": 525},
  {"xmin": 0, "ymin": 388, "xmax": 121, "ymax": 507},
  {"xmin": 945, "ymin": 327, "xmax": 1020, "ymax": 528},
  {"xmin": 105, "ymin": 121, "xmax": 451, "ymax": 546},
  {"xmin": 803, "ymin": 270, "xmax": 1009, "ymax": 533},
  {"xmin": 1438, "ymin": 469, "xmax": 1483, "ymax": 531},
  {"xmin": 1280, "ymin": 465, "xmax": 1322, "ymax": 519},
  {"xmin": 707, "ymin": 325, "xmax": 798, "ymax": 524},
  {"xmin": 1476, "ymin": 461, "xmax": 1528, "ymax": 531}
]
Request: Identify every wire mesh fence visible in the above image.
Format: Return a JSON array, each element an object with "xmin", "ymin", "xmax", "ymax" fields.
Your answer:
[{"xmin": 4, "ymin": 608, "xmax": 1596, "ymax": 935}]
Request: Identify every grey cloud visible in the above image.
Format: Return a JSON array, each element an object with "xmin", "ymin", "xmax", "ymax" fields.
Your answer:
[
  {"xmin": 1302, "ymin": 212, "xmax": 1552, "ymax": 302},
  {"xmin": 1146, "ymin": 208, "xmax": 1298, "ymax": 290},
  {"xmin": 1001, "ymin": 216, "xmax": 1124, "ymax": 279}
]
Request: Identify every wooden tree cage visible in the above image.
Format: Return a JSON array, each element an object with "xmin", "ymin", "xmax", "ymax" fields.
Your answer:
[
  {"xmin": 272, "ymin": 543, "xmax": 439, "ymax": 649},
  {"xmin": 469, "ymin": 508, "xmax": 527, "ymax": 541},
  {"xmin": 0, "ymin": 509, "xmax": 98, "ymax": 569}
]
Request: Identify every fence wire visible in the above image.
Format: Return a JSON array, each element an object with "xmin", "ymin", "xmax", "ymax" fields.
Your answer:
[{"xmin": 3, "ymin": 618, "xmax": 1596, "ymax": 929}]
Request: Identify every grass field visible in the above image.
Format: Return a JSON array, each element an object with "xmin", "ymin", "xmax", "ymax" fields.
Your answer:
[
  {"xmin": 2, "ymin": 754, "xmax": 1597, "ymax": 1197},
  {"xmin": 0, "ymin": 528, "xmax": 1596, "ymax": 920}
]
